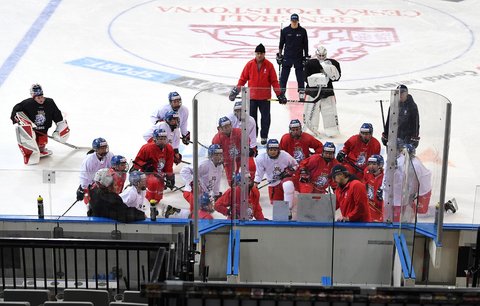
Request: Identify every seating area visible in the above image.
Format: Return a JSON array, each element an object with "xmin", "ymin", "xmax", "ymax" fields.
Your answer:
[{"xmin": 0, "ymin": 289, "xmax": 147, "ymax": 306}]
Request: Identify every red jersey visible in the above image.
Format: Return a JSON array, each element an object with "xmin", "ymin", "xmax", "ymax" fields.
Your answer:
[
  {"xmin": 342, "ymin": 135, "xmax": 381, "ymax": 175},
  {"xmin": 108, "ymin": 168, "xmax": 126, "ymax": 194},
  {"xmin": 214, "ymin": 186, "xmax": 265, "ymax": 220},
  {"xmin": 133, "ymin": 142, "xmax": 174, "ymax": 175},
  {"xmin": 198, "ymin": 209, "xmax": 213, "ymax": 220},
  {"xmin": 236, "ymin": 58, "xmax": 281, "ymax": 100},
  {"xmin": 297, "ymin": 154, "xmax": 338, "ymax": 193},
  {"xmin": 335, "ymin": 178, "xmax": 371, "ymax": 222},
  {"xmin": 280, "ymin": 133, "xmax": 323, "ymax": 163},
  {"xmin": 363, "ymin": 168, "xmax": 384, "ymax": 222}
]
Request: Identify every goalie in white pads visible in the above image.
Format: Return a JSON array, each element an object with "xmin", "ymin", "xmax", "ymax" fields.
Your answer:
[
  {"xmin": 10, "ymin": 84, "xmax": 70, "ymax": 164},
  {"xmin": 303, "ymin": 45, "xmax": 341, "ymax": 138}
]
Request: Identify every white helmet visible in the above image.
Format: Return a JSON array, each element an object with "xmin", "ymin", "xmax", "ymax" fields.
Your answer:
[
  {"xmin": 315, "ymin": 46, "xmax": 327, "ymax": 60},
  {"xmin": 94, "ymin": 168, "xmax": 113, "ymax": 188}
]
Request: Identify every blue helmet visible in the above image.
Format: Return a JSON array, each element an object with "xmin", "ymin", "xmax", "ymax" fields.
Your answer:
[
  {"xmin": 323, "ymin": 142, "xmax": 336, "ymax": 153},
  {"xmin": 218, "ymin": 116, "xmax": 231, "ymax": 127},
  {"xmin": 368, "ymin": 154, "xmax": 384, "ymax": 167},
  {"xmin": 208, "ymin": 144, "xmax": 223, "ymax": 158},
  {"xmin": 129, "ymin": 171, "xmax": 146, "ymax": 185},
  {"xmin": 168, "ymin": 91, "xmax": 181, "ymax": 102},
  {"xmin": 289, "ymin": 119, "xmax": 302, "ymax": 129},
  {"xmin": 403, "ymin": 144, "xmax": 416, "ymax": 156},
  {"xmin": 360, "ymin": 123, "xmax": 373, "ymax": 134},
  {"xmin": 153, "ymin": 128, "xmax": 168, "ymax": 138},
  {"xmin": 92, "ymin": 137, "xmax": 108, "ymax": 150},
  {"xmin": 200, "ymin": 192, "xmax": 211, "ymax": 209},
  {"xmin": 165, "ymin": 110, "xmax": 179, "ymax": 122},
  {"xmin": 233, "ymin": 101, "xmax": 243, "ymax": 110},
  {"xmin": 30, "ymin": 84, "xmax": 43, "ymax": 97},
  {"xmin": 266, "ymin": 139, "xmax": 280, "ymax": 150},
  {"xmin": 111, "ymin": 155, "xmax": 127, "ymax": 167}
]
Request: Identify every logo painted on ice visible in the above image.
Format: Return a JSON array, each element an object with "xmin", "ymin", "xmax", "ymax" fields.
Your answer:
[{"xmin": 190, "ymin": 25, "xmax": 398, "ymax": 61}]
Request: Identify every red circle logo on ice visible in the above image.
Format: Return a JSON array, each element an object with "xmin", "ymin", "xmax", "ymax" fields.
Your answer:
[{"xmin": 108, "ymin": 2, "xmax": 473, "ymax": 81}]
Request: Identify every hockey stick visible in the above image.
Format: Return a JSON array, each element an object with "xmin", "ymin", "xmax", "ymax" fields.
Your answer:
[
  {"xmin": 378, "ymin": 100, "xmax": 386, "ymax": 131},
  {"xmin": 36, "ymin": 130, "xmax": 90, "ymax": 150},
  {"xmin": 268, "ymin": 98, "xmax": 317, "ymax": 104},
  {"xmin": 56, "ymin": 199, "xmax": 79, "ymax": 220},
  {"xmin": 343, "ymin": 157, "xmax": 363, "ymax": 174},
  {"xmin": 184, "ymin": 139, "xmax": 209, "ymax": 150}
]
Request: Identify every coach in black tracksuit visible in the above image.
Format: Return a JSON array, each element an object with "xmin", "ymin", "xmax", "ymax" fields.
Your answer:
[
  {"xmin": 278, "ymin": 13, "xmax": 309, "ymax": 95},
  {"xmin": 382, "ymin": 85, "xmax": 420, "ymax": 148}
]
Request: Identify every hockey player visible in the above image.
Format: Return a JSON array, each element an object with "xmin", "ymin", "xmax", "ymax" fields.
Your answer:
[
  {"xmin": 297, "ymin": 142, "xmax": 339, "ymax": 194},
  {"xmin": 383, "ymin": 144, "xmax": 432, "ymax": 222},
  {"xmin": 280, "ymin": 119, "xmax": 323, "ymax": 163},
  {"xmin": 382, "ymin": 84, "xmax": 420, "ymax": 148},
  {"xmin": 144, "ymin": 110, "xmax": 183, "ymax": 165},
  {"xmin": 132, "ymin": 128, "xmax": 175, "ymax": 203},
  {"xmin": 180, "ymin": 144, "xmax": 224, "ymax": 213},
  {"xmin": 336, "ymin": 123, "xmax": 381, "ymax": 180},
  {"xmin": 229, "ymin": 43, "xmax": 287, "ymax": 145},
  {"xmin": 227, "ymin": 100, "xmax": 257, "ymax": 177},
  {"xmin": 254, "ymin": 139, "xmax": 298, "ymax": 211},
  {"xmin": 212, "ymin": 116, "xmax": 250, "ymax": 184},
  {"xmin": 163, "ymin": 192, "xmax": 213, "ymax": 220},
  {"xmin": 363, "ymin": 154, "xmax": 385, "ymax": 222},
  {"xmin": 10, "ymin": 84, "xmax": 70, "ymax": 164},
  {"xmin": 215, "ymin": 173, "xmax": 265, "ymax": 220},
  {"xmin": 303, "ymin": 45, "xmax": 341, "ymax": 137},
  {"xmin": 108, "ymin": 155, "xmax": 128, "ymax": 194},
  {"xmin": 330, "ymin": 165, "xmax": 371, "ymax": 222},
  {"xmin": 77, "ymin": 137, "xmax": 114, "ymax": 204},
  {"xmin": 150, "ymin": 91, "xmax": 191, "ymax": 145},
  {"xmin": 277, "ymin": 13, "xmax": 309, "ymax": 100},
  {"xmin": 120, "ymin": 171, "xmax": 147, "ymax": 212},
  {"xmin": 88, "ymin": 169, "xmax": 146, "ymax": 222}
]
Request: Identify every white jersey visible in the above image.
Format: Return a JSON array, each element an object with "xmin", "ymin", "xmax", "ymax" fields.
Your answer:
[
  {"xmin": 120, "ymin": 185, "xmax": 147, "ymax": 212},
  {"xmin": 143, "ymin": 121, "xmax": 181, "ymax": 149},
  {"xmin": 180, "ymin": 159, "xmax": 223, "ymax": 196},
  {"xmin": 227, "ymin": 112, "xmax": 257, "ymax": 148},
  {"xmin": 150, "ymin": 104, "xmax": 189, "ymax": 137},
  {"xmin": 79, "ymin": 151, "xmax": 114, "ymax": 188},
  {"xmin": 254, "ymin": 151, "xmax": 298, "ymax": 187},
  {"xmin": 384, "ymin": 154, "xmax": 432, "ymax": 207}
]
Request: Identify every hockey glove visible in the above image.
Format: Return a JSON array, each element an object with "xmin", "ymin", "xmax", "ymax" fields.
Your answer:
[
  {"xmin": 182, "ymin": 131, "xmax": 191, "ymax": 145},
  {"xmin": 302, "ymin": 55, "xmax": 311, "ymax": 67},
  {"xmin": 299, "ymin": 168, "xmax": 310, "ymax": 183},
  {"xmin": 336, "ymin": 151, "xmax": 346, "ymax": 163},
  {"xmin": 381, "ymin": 133, "xmax": 388, "ymax": 146},
  {"xmin": 376, "ymin": 188, "xmax": 383, "ymax": 201},
  {"xmin": 280, "ymin": 166, "xmax": 296, "ymax": 179},
  {"xmin": 165, "ymin": 174, "xmax": 175, "ymax": 190},
  {"xmin": 174, "ymin": 153, "xmax": 183, "ymax": 165},
  {"xmin": 249, "ymin": 147, "xmax": 256, "ymax": 157},
  {"xmin": 229, "ymin": 87, "xmax": 239, "ymax": 101},
  {"xmin": 410, "ymin": 136, "xmax": 420, "ymax": 148},
  {"xmin": 276, "ymin": 53, "xmax": 284, "ymax": 65},
  {"xmin": 277, "ymin": 93, "xmax": 288, "ymax": 105},
  {"xmin": 76, "ymin": 185, "xmax": 85, "ymax": 201},
  {"xmin": 213, "ymin": 192, "xmax": 223, "ymax": 202}
]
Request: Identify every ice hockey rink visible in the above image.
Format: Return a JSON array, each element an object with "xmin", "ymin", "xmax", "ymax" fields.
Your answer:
[{"xmin": 0, "ymin": 0, "xmax": 479, "ymax": 224}]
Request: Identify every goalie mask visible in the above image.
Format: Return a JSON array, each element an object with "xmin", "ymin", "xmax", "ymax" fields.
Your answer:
[
  {"xmin": 315, "ymin": 46, "xmax": 327, "ymax": 61},
  {"xmin": 94, "ymin": 168, "xmax": 114, "ymax": 189}
]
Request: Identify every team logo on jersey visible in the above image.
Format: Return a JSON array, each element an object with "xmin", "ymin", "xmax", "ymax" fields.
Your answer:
[
  {"xmin": 357, "ymin": 152, "xmax": 366, "ymax": 166},
  {"xmin": 229, "ymin": 146, "xmax": 239, "ymax": 158},
  {"xmin": 367, "ymin": 184, "xmax": 374, "ymax": 201},
  {"xmin": 293, "ymin": 147, "xmax": 304, "ymax": 163},
  {"xmin": 157, "ymin": 158, "xmax": 165, "ymax": 173},
  {"xmin": 314, "ymin": 175, "xmax": 328, "ymax": 188},
  {"xmin": 272, "ymin": 166, "xmax": 283, "ymax": 181},
  {"xmin": 35, "ymin": 112, "xmax": 46, "ymax": 127}
]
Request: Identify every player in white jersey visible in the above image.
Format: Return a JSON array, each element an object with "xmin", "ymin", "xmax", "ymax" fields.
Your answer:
[
  {"xmin": 180, "ymin": 144, "xmax": 224, "ymax": 213},
  {"xmin": 144, "ymin": 110, "xmax": 182, "ymax": 164},
  {"xmin": 150, "ymin": 91, "xmax": 190, "ymax": 145},
  {"xmin": 76, "ymin": 137, "xmax": 114, "ymax": 204},
  {"xmin": 227, "ymin": 100, "xmax": 258, "ymax": 176},
  {"xmin": 254, "ymin": 139, "xmax": 298, "ymax": 210},
  {"xmin": 120, "ymin": 171, "xmax": 148, "ymax": 212}
]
